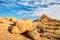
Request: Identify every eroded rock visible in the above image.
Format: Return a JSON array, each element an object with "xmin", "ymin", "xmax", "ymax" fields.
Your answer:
[
  {"xmin": 28, "ymin": 29, "xmax": 40, "ymax": 40},
  {"xmin": 5, "ymin": 16, "xmax": 11, "ymax": 21},
  {"xmin": 0, "ymin": 17, "xmax": 12, "ymax": 24},
  {"xmin": 10, "ymin": 18, "xmax": 17, "ymax": 23},
  {"xmin": 12, "ymin": 19, "xmax": 33, "ymax": 34},
  {"xmin": 11, "ymin": 26, "xmax": 20, "ymax": 34}
]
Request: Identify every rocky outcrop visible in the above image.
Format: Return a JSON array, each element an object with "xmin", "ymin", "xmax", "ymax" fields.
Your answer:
[
  {"xmin": 28, "ymin": 29, "xmax": 40, "ymax": 40},
  {"xmin": 34, "ymin": 14, "xmax": 52, "ymax": 22},
  {"xmin": 12, "ymin": 19, "xmax": 33, "ymax": 34},
  {"xmin": 11, "ymin": 26, "xmax": 20, "ymax": 34},
  {"xmin": 0, "ymin": 15, "xmax": 60, "ymax": 40},
  {"xmin": 10, "ymin": 18, "xmax": 17, "ymax": 23},
  {"xmin": 33, "ymin": 14, "xmax": 60, "ymax": 40},
  {"xmin": 5, "ymin": 16, "xmax": 11, "ymax": 21},
  {"xmin": 33, "ymin": 14, "xmax": 60, "ymax": 29},
  {"xmin": 0, "ymin": 17, "xmax": 13, "ymax": 24},
  {"xmin": 40, "ymin": 14, "xmax": 51, "ymax": 20}
]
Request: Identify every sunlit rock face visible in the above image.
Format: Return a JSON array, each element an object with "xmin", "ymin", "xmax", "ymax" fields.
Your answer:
[
  {"xmin": 0, "ymin": 17, "xmax": 13, "ymax": 25},
  {"xmin": 0, "ymin": 16, "xmax": 60, "ymax": 40},
  {"xmin": 12, "ymin": 19, "xmax": 33, "ymax": 34},
  {"xmin": 34, "ymin": 14, "xmax": 51, "ymax": 22},
  {"xmin": 10, "ymin": 18, "xmax": 17, "ymax": 23},
  {"xmin": 28, "ymin": 29, "xmax": 40, "ymax": 40},
  {"xmin": 33, "ymin": 14, "xmax": 60, "ymax": 31},
  {"xmin": 5, "ymin": 17, "xmax": 11, "ymax": 21},
  {"xmin": 11, "ymin": 26, "xmax": 20, "ymax": 34}
]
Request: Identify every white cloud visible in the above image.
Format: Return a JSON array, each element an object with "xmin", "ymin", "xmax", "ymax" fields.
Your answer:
[
  {"xmin": 43, "ymin": 5, "xmax": 60, "ymax": 20},
  {"xmin": 56, "ymin": 0, "xmax": 60, "ymax": 3},
  {"xmin": 34, "ymin": 1, "xmax": 40, "ymax": 5},
  {"xmin": 0, "ymin": 3, "xmax": 11, "ymax": 8},
  {"xmin": 15, "ymin": 10, "xmax": 33, "ymax": 15},
  {"xmin": 0, "ymin": 0, "xmax": 60, "ymax": 11},
  {"xmin": 0, "ymin": 0, "xmax": 60, "ymax": 20},
  {"xmin": 15, "ymin": 11, "xmax": 25, "ymax": 15},
  {"xmin": 9, "ymin": 3, "xmax": 19, "ymax": 7},
  {"xmin": 46, "ymin": 0, "xmax": 56, "ymax": 3},
  {"xmin": 17, "ymin": 1, "xmax": 29, "ymax": 6},
  {"xmin": 17, "ymin": 11, "xmax": 24, "ymax": 15},
  {"xmin": 30, "ymin": 9, "xmax": 44, "ymax": 16},
  {"xmin": 30, "ymin": 4, "xmax": 60, "ymax": 20}
]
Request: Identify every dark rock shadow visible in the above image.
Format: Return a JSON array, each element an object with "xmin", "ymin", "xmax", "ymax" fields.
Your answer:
[
  {"xmin": 57, "ymin": 38, "xmax": 60, "ymax": 40},
  {"xmin": 21, "ymin": 31, "xmax": 34, "ymax": 40},
  {"xmin": 8, "ymin": 26, "xmax": 13, "ymax": 33},
  {"xmin": 8, "ymin": 26, "xmax": 33, "ymax": 40}
]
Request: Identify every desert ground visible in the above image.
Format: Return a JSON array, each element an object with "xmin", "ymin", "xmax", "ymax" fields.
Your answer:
[{"xmin": 0, "ymin": 14, "xmax": 60, "ymax": 40}]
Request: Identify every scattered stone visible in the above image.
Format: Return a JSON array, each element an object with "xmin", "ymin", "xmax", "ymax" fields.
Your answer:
[
  {"xmin": 28, "ymin": 29, "xmax": 40, "ymax": 40},
  {"xmin": 0, "ymin": 17, "xmax": 11, "ymax": 24},
  {"xmin": 10, "ymin": 18, "xmax": 17, "ymax": 23},
  {"xmin": 47, "ymin": 30, "xmax": 54, "ymax": 33},
  {"xmin": 5, "ymin": 16, "xmax": 11, "ymax": 21},
  {"xmin": 0, "ymin": 14, "xmax": 60, "ymax": 40}
]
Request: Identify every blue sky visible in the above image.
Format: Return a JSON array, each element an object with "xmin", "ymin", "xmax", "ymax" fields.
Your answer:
[{"xmin": 0, "ymin": 0, "xmax": 60, "ymax": 20}]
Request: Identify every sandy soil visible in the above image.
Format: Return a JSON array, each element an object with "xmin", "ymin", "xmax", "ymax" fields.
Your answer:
[{"xmin": 0, "ymin": 23, "xmax": 31, "ymax": 40}]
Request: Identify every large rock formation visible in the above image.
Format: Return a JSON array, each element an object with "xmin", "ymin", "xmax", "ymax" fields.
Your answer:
[
  {"xmin": 12, "ymin": 19, "xmax": 33, "ymax": 34},
  {"xmin": 0, "ymin": 15, "xmax": 60, "ymax": 40},
  {"xmin": 0, "ymin": 23, "xmax": 31, "ymax": 40},
  {"xmin": 33, "ymin": 14, "xmax": 60, "ymax": 39},
  {"xmin": 34, "ymin": 14, "xmax": 52, "ymax": 22},
  {"xmin": 33, "ymin": 14, "xmax": 60, "ymax": 29}
]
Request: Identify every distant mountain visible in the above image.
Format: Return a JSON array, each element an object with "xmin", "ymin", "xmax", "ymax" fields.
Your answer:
[
  {"xmin": 34, "ymin": 14, "xmax": 52, "ymax": 22},
  {"xmin": 34, "ymin": 14, "xmax": 60, "ymax": 22},
  {"xmin": 33, "ymin": 14, "xmax": 60, "ymax": 30}
]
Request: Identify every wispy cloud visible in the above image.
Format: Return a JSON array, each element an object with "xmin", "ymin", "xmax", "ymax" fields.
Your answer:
[
  {"xmin": 0, "ymin": 0, "xmax": 60, "ymax": 11},
  {"xmin": 15, "ymin": 10, "xmax": 33, "ymax": 15},
  {"xmin": 30, "ymin": 9, "xmax": 43, "ymax": 16},
  {"xmin": 0, "ymin": 0, "xmax": 60, "ymax": 20},
  {"xmin": 43, "ymin": 5, "xmax": 60, "ymax": 20}
]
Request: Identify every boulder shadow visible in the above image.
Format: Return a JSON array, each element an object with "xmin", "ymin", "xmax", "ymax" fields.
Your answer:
[
  {"xmin": 21, "ymin": 31, "xmax": 34, "ymax": 40},
  {"xmin": 8, "ymin": 26, "xmax": 13, "ymax": 33},
  {"xmin": 8, "ymin": 26, "xmax": 33, "ymax": 40}
]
